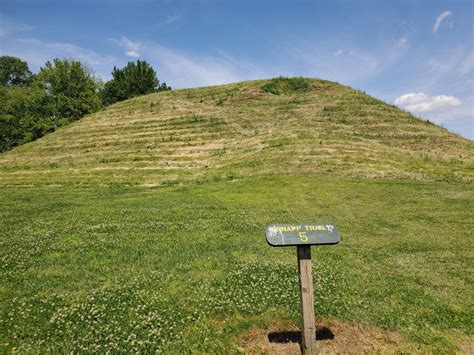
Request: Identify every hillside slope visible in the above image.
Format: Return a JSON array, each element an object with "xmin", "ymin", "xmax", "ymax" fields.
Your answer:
[{"xmin": 0, "ymin": 78, "xmax": 472, "ymax": 186}]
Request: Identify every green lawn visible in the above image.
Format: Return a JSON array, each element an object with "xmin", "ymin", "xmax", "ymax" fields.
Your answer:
[{"xmin": 1, "ymin": 175, "xmax": 472, "ymax": 352}]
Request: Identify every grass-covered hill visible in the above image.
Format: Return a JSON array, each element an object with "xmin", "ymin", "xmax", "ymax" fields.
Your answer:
[
  {"xmin": 1, "ymin": 78, "xmax": 473, "ymax": 353},
  {"xmin": 0, "ymin": 78, "xmax": 472, "ymax": 187}
]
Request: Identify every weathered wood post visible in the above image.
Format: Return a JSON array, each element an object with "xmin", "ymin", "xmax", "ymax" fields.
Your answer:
[
  {"xmin": 297, "ymin": 245, "xmax": 315, "ymax": 354},
  {"xmin": 266, "ymin": 223, "xmax": 340, "ymax": 355}
]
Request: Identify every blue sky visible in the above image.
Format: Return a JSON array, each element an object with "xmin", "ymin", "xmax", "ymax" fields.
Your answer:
[{"xmin": 1, "ymin": 0, "xmax": 473, "ymax": 139}]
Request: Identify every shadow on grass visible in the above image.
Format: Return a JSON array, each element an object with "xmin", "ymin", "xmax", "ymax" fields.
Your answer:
[{"xmin": 268, "ymin": 326, "xmax": 334, "ymax": 344}]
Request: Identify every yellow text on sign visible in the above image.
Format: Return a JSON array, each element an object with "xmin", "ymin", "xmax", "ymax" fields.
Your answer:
[
  {"xmin": 299, "ymin": 232, "xmax": 308, "ymax": 242},
  {"xmin": 278, "ymin": 225, "xmax": 302, "ymax": 233},
  {"xmin": 304, "ymin": 225, "xmax": 327, "ymax": 231},
  {"xmin": 278, "ymin": 225, "xmax": 328, "ymax": 233}
]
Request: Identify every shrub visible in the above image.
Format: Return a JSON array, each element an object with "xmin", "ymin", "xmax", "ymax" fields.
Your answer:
[{"xmin": 262, "ymin": 77, "xmax": 311, "ymax": 95}]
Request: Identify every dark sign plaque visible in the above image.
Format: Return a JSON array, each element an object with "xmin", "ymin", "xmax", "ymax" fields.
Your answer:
[{"xmin": 266, "ymin": 223, "xmax": 340, "ymax": 247}]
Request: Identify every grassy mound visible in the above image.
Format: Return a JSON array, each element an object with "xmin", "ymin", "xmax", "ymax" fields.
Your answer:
[{"xmin": 0, "ymin": 78, "xmax": 472, "ymax": 187}]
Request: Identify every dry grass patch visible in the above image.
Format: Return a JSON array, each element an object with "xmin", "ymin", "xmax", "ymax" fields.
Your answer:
[{"xmin": 237, "ymin": 318, "xmax": 422, "ymax": 354}]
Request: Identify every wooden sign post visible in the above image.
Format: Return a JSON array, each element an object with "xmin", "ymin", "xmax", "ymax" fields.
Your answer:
[
  {"xmin": 266, "ymin": 223, "xmax": 340, "ymax": 354},
  {"xmin": 297, "ymin": 245, "xmax": 315, "ymax": 354}
]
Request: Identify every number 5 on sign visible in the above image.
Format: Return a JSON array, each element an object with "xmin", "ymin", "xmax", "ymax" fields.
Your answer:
[{"xmin": 299, "ymin": 231, "xmax": 308, "ymax": 242}]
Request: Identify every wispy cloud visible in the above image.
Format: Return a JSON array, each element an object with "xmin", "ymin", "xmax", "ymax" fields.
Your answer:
[
  {"xmin": 395, "ymin": 92, "xmax": 461, "ymax": 113},
  {"xmin": 272, "ymin": 38, "xmax": 381, "ymax": 84},
  {"xmin": 17, "ymin": 39, "xmax": 115, "ymax": 66},
  {"xmin": 395, "ymin": 36, "xmax": 408, "ymax": 48},
  {"xmin": 143, "ymin": 42, "xmax": 252, "ymax": 87},
  {"xmin": 0, "ymin": 15, "xmax": 34, "ymax": 37},
  {"xmin": 433, "ymin": 11, "xmax": 453, "ymax": 33},
  {"xmin": 148, "ymin": 14, "xmax": 182, "ymax": 31},
  {"xmin": 121, "ymin": 39, "xmax": 279, "ymax": 88},
  {"xmin": 160, "ymin": 14, "xmax": 181, "ymax": 27},
  {"xmin": 118, "ymin": 37, "xmax": 142, "ymax": 58},
  {"xmin": 0, "ymin": 15, "xmax": 115, "ymax": 75},
  {"xmin": 420, "ymin": 45, "xmax": 474, "ymax": 93},
  {"xmin": 0, "ymin": 37, "xmax": 116, "ymax": 78}
]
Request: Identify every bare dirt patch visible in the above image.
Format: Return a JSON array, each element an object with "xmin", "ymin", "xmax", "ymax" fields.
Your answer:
[
  {"xmin": 458, "ymin": 339, "xmax": 474, "ymax": 354},
  {"xmin": 237, "ymin": 318, "xmax": 419, "ymax": 354}
]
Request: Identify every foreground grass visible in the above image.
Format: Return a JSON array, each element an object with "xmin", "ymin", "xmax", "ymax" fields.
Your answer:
[{"xmin": 1, "ymin": 175, "xmax": 472, "ymax": 352}]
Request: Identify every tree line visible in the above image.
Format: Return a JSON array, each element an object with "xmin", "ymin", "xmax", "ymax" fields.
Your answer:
[{"xmin": 0, "ymin": 56, "xmax": 170, "ymax": 152}]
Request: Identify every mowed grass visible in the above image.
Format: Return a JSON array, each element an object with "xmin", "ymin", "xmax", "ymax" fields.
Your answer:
[{"xmin": 1, "ymin": 175, "xmax": 472, "ymax": 352}]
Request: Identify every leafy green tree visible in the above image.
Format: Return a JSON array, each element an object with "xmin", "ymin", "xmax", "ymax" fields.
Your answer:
[
  {"xmin": 35, "ymin": 58, "xmax": 101, "ymax": 122},
  {"xmin": 0, "ymin": 56, "xmax": 32, "ymax": 87},
  {"xmin": 0, "ymin": 85, "xmax": 54, "ymax": 152},
  {"xmin": 102, "ymin": 60, "xmax": 170, "ymax": 105}
]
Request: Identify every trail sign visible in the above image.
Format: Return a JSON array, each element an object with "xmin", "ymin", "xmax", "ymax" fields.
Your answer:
[
  {"xmin": 266, "ymin": 223, "xmax": 340, "ymax": 247},
  {"xmin": 266, "ymin": 222, "xmax": 340, "ymax": 355}
]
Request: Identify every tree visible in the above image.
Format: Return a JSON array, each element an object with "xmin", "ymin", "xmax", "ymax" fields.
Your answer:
[
  {"xmin": 0, "ymin": 56, "xmax": 32, "ymax": 87},
  {"xmin": 0, "ymin": 57, "xmax": 56, "ymax": 152},
  {"xmin": 102, "ymin": 60, "xmax": 170, "ymax": 105},
  {"xmin": 35, "ymin": 58, "xmax": 101, "ymax": 122},
  {"xmin": 0, "ymin": 85, "xmax": 54, "ymax": 152}
]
